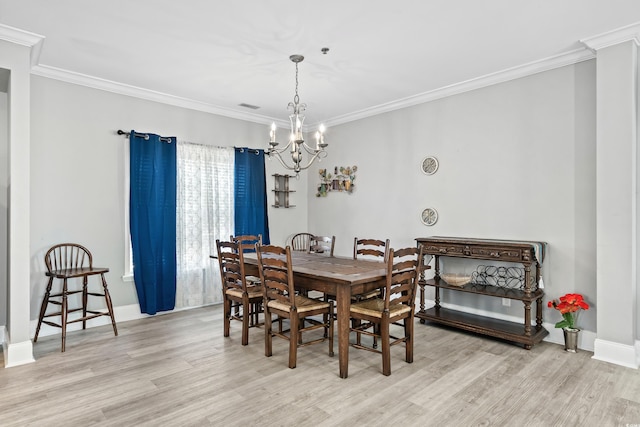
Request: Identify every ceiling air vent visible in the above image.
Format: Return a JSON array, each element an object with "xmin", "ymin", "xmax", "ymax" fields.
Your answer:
[{"xmin": 239, "ymin": 103, "xmax": 260, "ymax": 110}]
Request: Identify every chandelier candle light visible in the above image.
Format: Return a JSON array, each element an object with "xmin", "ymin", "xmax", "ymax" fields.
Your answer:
[{"xmin": 267, "ymin": 55, "xmax": 328, "ymax": 174}]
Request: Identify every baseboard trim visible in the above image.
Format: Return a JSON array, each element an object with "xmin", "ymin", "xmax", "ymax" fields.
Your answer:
[
  {"xmin": 592, "ymin": 338, "xmax": 640, "ymax": 369},
  {"xmin": 3, "ymin": 333, "xmax": 35, "ymax": 368}
]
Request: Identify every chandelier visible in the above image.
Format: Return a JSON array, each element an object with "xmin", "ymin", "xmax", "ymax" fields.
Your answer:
[{"xmin": 267, "ymin": 54, "xmax": 328, "ymax": 174}]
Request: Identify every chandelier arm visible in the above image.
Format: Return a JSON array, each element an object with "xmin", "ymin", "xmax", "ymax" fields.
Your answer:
[
  {"xmin": 268, "ymin": 149, "xmax": 327, "ymax": 172},
  {"xmin": 268, "ymin": 150, "xmax": 300, "ymax": 172},
  {"xmin": 268, "ymin": 141, "xmax": 294, "ymax": 155},
  {"xmin": 300, "ymin": 142, "xmax": 322, "ymax": 155},
  {"xmin": 293, "ymin": 150, "xmax": 327, "ymax": 171}
]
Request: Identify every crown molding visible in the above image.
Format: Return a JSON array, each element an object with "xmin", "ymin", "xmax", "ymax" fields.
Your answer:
[
  {"xmin": 30, "ymin": 63, "xmax": 285, "ymax": 127},
  {"xmin": 30, "ymin": 45, "xmax": 594, "ymax": 130},
  {"xmin": 322, "ymin": 47, "xmax": 595, "ymax": 128},
  {"xmin": 581, "ymin": 22, "xmax": 640, "ymax": 51},
  {"xmin": 0, "ymin": 24, "xmax": 44, "ymax": 47},
  {"xmin": 0, "ymin": 24, "xmax": 45, "ymax": 67}
]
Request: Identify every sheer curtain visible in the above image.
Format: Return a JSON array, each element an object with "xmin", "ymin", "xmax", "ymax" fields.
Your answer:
[{"xmin": 176, "ymin": 142, "xmax": 234, "ymax": 308}]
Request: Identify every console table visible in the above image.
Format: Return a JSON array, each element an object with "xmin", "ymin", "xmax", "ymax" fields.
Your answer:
[{"xmin": 415, "ymin": 236, "xmax": 548, "ymax": 349}]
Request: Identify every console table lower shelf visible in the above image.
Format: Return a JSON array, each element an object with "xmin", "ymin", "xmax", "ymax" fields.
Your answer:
[{"xmin": 416, "ymin": 307, "xmax": 548, "ymax": 349}]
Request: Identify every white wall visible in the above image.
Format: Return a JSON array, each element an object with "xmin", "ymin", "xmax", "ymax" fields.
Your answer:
[
  {"xmin": 309, "ymin": 61, "xmax": 599, "ymax": 333},
  {"xmin": 29, "ymin": 76, "xmax": 308, "ymax": 318}
]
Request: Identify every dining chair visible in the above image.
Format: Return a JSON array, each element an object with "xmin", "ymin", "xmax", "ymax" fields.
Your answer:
[
  {"xmin": 216, "ymin": 239, "xmax": 263, "ymax": 345},
  {"xmin": 34, "ymin": 243, "xmax": 118, "ymax": 352},
  {"xmin": 291, "ymin": 232, "xmax": 313, "ymax": 252},
  {"xmin": 231, "ymin": 234, "xmax": 262, "ymax": 285},
  {"xmin": 256, "ymin": 244, "xmax": 334, "ymax": 369},
  {"xmin": 353, "ymin": 238, "xmax": 390, "ymax": 301},
  {"xmin": 309, "ymin": 235, "xmax": 335, "ymax": 256},
  {"xmin": 351, "ymin": 237, "xmax": 391, "ymax": 347},
  {"xmin": 307, "ymin": 235, "xmax": 336, "ymax": 301},
  {"xmin": 349, "ymin": 245, "xmax": 424, "ymax": 376},
  {"xmin": 231, "ymin": 234, "xmax": 262, "ymax": 254}
]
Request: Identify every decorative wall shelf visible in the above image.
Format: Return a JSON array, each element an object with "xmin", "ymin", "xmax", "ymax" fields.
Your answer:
[
  {"xmin": 316, "ymin": 165, "xmax": 357, "ymax": 197},
  {"xmin": 272, "ymin": 174, "xmax": 295, "ymax": 208}
]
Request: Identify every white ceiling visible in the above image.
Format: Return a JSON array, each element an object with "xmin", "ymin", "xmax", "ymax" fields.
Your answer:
[{"xmin": 1, "ymin": 0, "xmax": 640, "ymax": 128}]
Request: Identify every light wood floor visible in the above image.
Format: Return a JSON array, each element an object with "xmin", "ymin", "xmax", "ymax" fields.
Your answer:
[{"xmin": 1, "ymin": 305, "xmax": 639, "ymax": 427}]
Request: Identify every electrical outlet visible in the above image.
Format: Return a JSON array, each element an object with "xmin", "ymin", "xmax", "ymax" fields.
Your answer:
[{"xmin": 502, "ymin": 298, "xmax": 511, "ymax": 307}]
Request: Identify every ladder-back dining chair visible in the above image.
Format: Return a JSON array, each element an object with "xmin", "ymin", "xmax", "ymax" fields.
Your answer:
[
  {"xmin": 231, "ymin": 234, "xmax": 262, "ymax": 285},
  {"xmin": 349, "ymin": 245, "xmax": 424, "ymax": 375},
  {"xmin": 353, "ymin": 238, "xmax": 390, "ymax": 302},
  {"xmin": 216, "ymin": 239, "xmax": 263, "ymax": 345},
  {"xmin": 231, "ymin": 234, "xmax": 262, "ymax": 253},
  {"xmin": 256, "ymin": 244, "xmax": 334, "ymax": 369},
  {"xmin": 34, "ymin": 243, "xmax": 118, "ymax": 352},
  {"xmin": 351, "ymin": 237, "xmax": 391, "ymax": 348}
]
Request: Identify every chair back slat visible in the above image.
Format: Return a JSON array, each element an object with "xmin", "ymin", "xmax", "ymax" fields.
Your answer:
[
  {"xmin": 354, "ymin": 238, "xmax": 390, "ymax": 262},
  {"xmin": 256, "ymin": 244, "xmax": 295, "ymax": 306},
  {"xmin": 45, "ymin": 243, "xmax": 93, "ymax": 273},
  {"xmin": 385, "ymin": 246, "xmax": 423, "ymax": 310}
]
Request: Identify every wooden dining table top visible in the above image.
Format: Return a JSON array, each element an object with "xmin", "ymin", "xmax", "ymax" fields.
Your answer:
[{"xmin": 243, "ymin": 251, "xmax": 387, "ymax": 283}]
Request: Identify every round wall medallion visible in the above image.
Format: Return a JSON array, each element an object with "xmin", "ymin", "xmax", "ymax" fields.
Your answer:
[
  {"xmin": 421, "ymin": 156, "xmax": 439, "ymax": 175},
  {"xmin": 421, "ymin": 208, "xmax": 438, "ymax": 226}
]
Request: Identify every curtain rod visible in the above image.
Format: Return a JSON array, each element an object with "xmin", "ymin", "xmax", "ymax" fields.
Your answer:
[
  {"xmin": 117, "ymin": 129, "xmax": 173, "ymax": 143},
  {"xmin": 117, "ymin": 129, "xmax": 261, "ymax": 153}
]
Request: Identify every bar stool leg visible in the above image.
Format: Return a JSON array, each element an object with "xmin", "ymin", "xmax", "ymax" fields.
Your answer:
[
  {"xmin": 101, "ymin": 273, "xmax": 118, "ymax": 336},
  {"xmin": 34, "ymin": 277, "xmax": 54, "ymax": 342},
  {"xmin": 82, "ymin": 276, "xmax": 88, "ymax": 330},
  {"xmin": 61, "ymin": 279, "xmax": 68, "ymax": 352}
]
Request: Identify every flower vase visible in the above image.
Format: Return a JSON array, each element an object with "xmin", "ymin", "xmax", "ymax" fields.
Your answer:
[{"xmin": 562, "ymin": 327, "xmax": 580, "ymax": 352}]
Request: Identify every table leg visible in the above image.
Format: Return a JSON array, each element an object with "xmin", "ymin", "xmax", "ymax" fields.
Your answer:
[{"xmin": 336, "ymin": 284, "xmax": 350, "ymax": 379}]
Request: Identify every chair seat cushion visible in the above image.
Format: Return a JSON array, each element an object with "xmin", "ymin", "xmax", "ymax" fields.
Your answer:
[
  {"xmin": 350, "ymin": 298, "xmax": 412, "ymax": 318},
  {"xmin": 267, "ymin": 294, "xmax": 330, "ymax": 313},
  {"xmin": 226, "ymin": 286, "xmax": 263, "ymax": 299}
]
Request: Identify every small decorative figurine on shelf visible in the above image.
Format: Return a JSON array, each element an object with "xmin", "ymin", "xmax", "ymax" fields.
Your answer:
[{"xmin": 317, "ymin": 165, "xmax": 357, "ymax": 197}]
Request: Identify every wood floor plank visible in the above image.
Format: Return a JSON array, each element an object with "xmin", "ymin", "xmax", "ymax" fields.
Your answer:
[{"xmin": 1, "ymin": 304, "xmax": 639, "ymax": 426}]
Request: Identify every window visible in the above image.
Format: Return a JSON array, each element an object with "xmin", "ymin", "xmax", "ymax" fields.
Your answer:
[{"xmin": 124, "ymin": 141, "xmax": 234, "ymax": 308}]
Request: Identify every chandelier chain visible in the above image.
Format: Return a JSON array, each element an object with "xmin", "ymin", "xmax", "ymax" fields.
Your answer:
[{"xmin": 294, "ymin": 62, "xmax": 300, "ymax": 105}]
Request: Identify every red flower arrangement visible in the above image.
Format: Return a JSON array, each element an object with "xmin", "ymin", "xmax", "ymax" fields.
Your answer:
[{"xmin": 547, "ymin": 293, "xmax": 590, "ymax": 330}]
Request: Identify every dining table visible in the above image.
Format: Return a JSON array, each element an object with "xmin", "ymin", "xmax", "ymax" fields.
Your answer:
[{"xmin": 242, "ymin": 251, "xmax": 387, "ymax": 378}]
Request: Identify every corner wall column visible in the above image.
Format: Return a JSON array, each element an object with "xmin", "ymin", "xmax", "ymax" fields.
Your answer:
[
  {"xmin": 583, "ymin": 26, "xmax": 640, "ymax": 369},
  {"xmin": 0, "ymin": 26, "xmax": 43, "ymax": 367}
]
